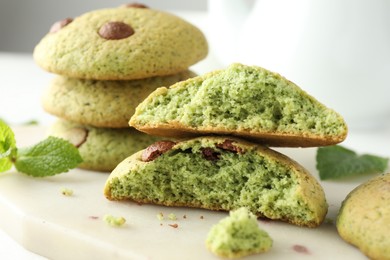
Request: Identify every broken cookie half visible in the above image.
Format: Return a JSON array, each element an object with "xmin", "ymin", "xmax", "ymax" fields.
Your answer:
[
  {"xmin": 129, "ymin": 63, "xmax": 348, "ymax": 147},
  {"xmin": 104, "ymin": 136, "xmax": 328, "ymax": 227}
]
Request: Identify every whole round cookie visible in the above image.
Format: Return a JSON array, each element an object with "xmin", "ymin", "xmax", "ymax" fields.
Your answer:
[
  {"xmin": 42, "ymin": 70, "xmax": 196, "ymax": 128},
  {"xmin": 33, "ymin": 6, "xmax": 208, "ymax": 80},
  {"xmin": 337, "ymin": 174, "xmax": 390, "ymax": 260},
  {"xmin": 48, "ymin": 120, "xmax": 161, "ymax": 172}
]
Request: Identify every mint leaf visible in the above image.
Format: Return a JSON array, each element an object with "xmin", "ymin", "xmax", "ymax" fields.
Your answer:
[
  {"xmin": 0, "ymin": 119, "xmax": 17, "ymax": 173},
  {"xmin": 14, "ymin": 136, "xmax": 83, "ymax": 177},
  {"xmin": 0, "ymin": 120, "xmax": 81, "ymax": 177},
  {"xmin": 316, "ymin": 145, "xmax": 389, "ymax": 180}
]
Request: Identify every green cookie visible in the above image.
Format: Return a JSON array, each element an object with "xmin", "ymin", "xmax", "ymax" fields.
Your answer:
[
  {"xmin": 130, "ymin": 63, "xmax": 348, "ymax": 147},
  {"xmin": 105, "ymin": 136, "xmax": 328, "ymax": 227},
  {"xmin": 48, "ymin": 120, "xmax": 160, "ymax": 172},
  {"xmin": 337, "ymin": 173, "xmax": 390, "ymax": 260},
  {"xmin": 34, "ymin": 6, "xmax": 208, "ymax": 80},
  {"xmin": 42, "ymin": 70, "xmax": 196, "ymax": 128}
]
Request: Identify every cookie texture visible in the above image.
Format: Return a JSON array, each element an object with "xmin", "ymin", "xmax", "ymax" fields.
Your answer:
[
  {"xmin": 33, "ymin": 7, "xmax": 208, "ymax": 80},
  {"xmin": 104, "ymin": 136, "xmax": 328, "ymax": 227},
  {"xmin": 130, "ymin": 63, "xmax": 348, "ymax": 147},
  {"xmin": 48, "ymin": 120, "xmax": 160, "ymax": 172},
  {"xmin": 337, "ymin": 174, "xmax": 390, "ymax": 260},
  {"xmin": 206, "ymin": 207, "xmax": 273, "ymax": 258},
  {"xmin": 42, "ymin": 70, "xmax": 196, "ymax": 128}
]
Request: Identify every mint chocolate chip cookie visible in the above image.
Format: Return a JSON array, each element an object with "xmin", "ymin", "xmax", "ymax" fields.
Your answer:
[
  {"xmin": 337, "ymin": 173, "xmax": 390, "ymax": 260},
  {"xmin": 33, "ymin": 6, "xmax": 208, "ymax": 80},
  {"xmin": 49, "ymin": 120, "xmax": 160, "ymax": 172},
  {"xmin": 42, "ymin": 70, "xmax": 196, "ymax": 128},
  {"xmin": 130, "ymin": 63, "xmax": 348, "ymax": 147},
  {"xmin": 104, "ymin": 136, "xmax": 328, "ymax": 227}
]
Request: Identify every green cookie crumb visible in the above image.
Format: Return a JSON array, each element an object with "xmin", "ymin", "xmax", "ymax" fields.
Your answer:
[
  {"xmin": 168, "ymin": 213, "xmax": 177, "ymax": 221},
  {"xmin": 157, "ymin": 212, "xmax": 164, "ymax": 221},
  {"xmin": 206, "ymin": 207, "xmax": 272, "ymax": 258},
  {"xmin": 60, "ymin": 188, "xmax": 74, "ymax": 196},
  {"xmin": 104, "ymin": 214, "xmax": 126, "ymax": 227}
]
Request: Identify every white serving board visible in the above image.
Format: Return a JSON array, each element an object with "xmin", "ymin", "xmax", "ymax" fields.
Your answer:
[{"xmin": 0, "ymin": 126, "xmax": 379, "ymax": 259}]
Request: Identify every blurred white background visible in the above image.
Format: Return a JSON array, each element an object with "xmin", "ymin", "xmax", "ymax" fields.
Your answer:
[{"xmin": 0, "ymin": 0, "xmax": 207, "ymax": 53}]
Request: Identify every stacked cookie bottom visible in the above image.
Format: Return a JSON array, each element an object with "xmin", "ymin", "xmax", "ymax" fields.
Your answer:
[{"xmin": 42, "ymin": 71, "xmax": 195, "ymax": 171}]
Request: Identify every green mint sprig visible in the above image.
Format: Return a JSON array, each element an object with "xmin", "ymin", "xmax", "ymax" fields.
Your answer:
[
  {"xmin": 0, "ymin": 120, "xmax": 82, "ymax": 177},
  {"xmin": 316, "ymin": 145, "xmax": 389, "ymax": 180},
  {"xmin": 0, "ymin": 119, "xmax": 17, "ymax": 172}
]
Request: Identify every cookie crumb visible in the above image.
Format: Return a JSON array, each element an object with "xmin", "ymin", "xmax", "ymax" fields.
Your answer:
[
  {"xmin": 157, "ymin": 212, "xmax": 164, "ymax": 221},
  {"xmin": 206, "ymin": 208, "xmax": 272, "ymax": 258},
  {"xmin": 168, "ymin": 213, "xmax": 177, "ymax": 220},
  {"xmin": 61, "ymin": 188, "xmax": 73, "ymax": 196},
  {"xmin": 104, "ymin": 214, "xmax": 126, "ymax": 227}
]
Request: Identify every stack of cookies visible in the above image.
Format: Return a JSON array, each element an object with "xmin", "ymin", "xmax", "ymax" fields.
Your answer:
[
  {"xmin": 104, "ymin": 63, "xmax": 348, "ymax": 227},
  {"xmin": 33, "ymin": 4, "xmax": 208, "ymax": 171}
]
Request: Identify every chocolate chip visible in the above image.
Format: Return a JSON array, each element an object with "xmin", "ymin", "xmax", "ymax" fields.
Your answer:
[
  {"xmin": 49, "ymin": 18, "xmax": 73, "ymax": 33},
  {"xmin": 98, "ymin": 22, "xmax": 134, "ymax": 40},
  {"xmin": 62, "ymin": 127, "xmax": 88, "ymax": 148},
  {"xmin": 201, "ymin": 148, "xmax": 220, "ymax": 161},
  {"xmin": 216, "ymin": 139, "xmax": 244, "ymax": 154},
  {"xmin": 141, "ymin": 141, "xmax": 176, "ymax": 162},
  {"xmin": 123, "ymin": 3, "xmax": 149, "ymax": 8}
]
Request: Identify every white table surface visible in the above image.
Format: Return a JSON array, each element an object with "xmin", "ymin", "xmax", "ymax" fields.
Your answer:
[
  {"xmin": 1, "ymin": 10, "xmax": 390, "ymax": 260},
  {"xmin": 0, "ymin": 55, "xmax": 50, "ymax": 258}
]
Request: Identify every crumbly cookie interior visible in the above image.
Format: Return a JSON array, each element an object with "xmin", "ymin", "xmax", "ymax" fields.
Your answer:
[
  {"xmin": 133, "ymin": 63, "xmax": 346, "ymax": 137},
  {"xmin": 206, "ymin": 207, "xmax": 273, "ymax": 258},
  {"xmin": 107, "ymin": 138, "xmax": 321, "ymax": 226}
]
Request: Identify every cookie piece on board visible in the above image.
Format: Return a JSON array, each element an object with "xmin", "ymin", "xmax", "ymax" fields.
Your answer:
[
  {"xmin": 104, "ymin": 136, "xmax": 328, "ymax": 227},
  {"xmin": 130, "ymin": 63, "xmax": 348, "ymax": 147},
  {"xmin": 206, "ymin": 207, "xmax": 273, "ymax": 258},
  {"xmin": 33, "ymin": 6, "xmax": 208, "ymax": 80},
  {"xmin": 337, "ymin": 173, "xmax": 390, "ymax": 260},
  {"xmin": 48, "ymin": 120, "xmax": 161, "ymax": 172},
  {"xmin": 42, "ymin": 70, "xmax": 196, "ymax": 128}
]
